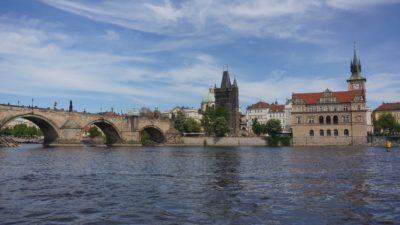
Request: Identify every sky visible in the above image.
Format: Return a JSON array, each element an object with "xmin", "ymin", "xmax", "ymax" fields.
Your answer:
[{"xmin": 0, "ymin": 0, "xmax": 399, "ymax": 113}]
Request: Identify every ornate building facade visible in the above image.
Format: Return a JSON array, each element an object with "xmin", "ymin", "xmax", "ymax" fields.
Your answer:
[
  {"xmin": 215, "ymin": 70, "xmax": 240, "ymax": 136},
  {"xmin": 291, "ymin": 50, "xmax": 369, "ymax": 146}
]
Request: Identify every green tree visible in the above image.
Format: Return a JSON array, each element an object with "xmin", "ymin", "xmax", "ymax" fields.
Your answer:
[
  {"xmin": 265, "ymin": 119, "xmax": 282, "ymax": 137},
  {"xmin": 174, "ymin": 110, "xmax": 186, "ymax": 133},
  {"xmin": 252, "ymin": 118, "xmax": 262, "ymax": 136},
  {"xmin": 201, "ymin": 106, "xmax": 230, "ymax": 136},
  {"xmin": 13, "ymin": 124, "xmax": 28, "ymax": 137},
  {"xmin": 374, "ymin": 113, "xmax": 399, "ymax": 133},
  {"xmin": 184, "ymin": 118, "xmax": 201, "ymax": 133},
  {"xmin": 214, "ymin": 117, "xmax": 229, "ymax": 137},
  {"xmin": 140, "ymin": 130, "xmax": 150, "ymax": 145},
  {"xmin": 88, "ymin": 126, "xmax": 102, "ymax": 138}
]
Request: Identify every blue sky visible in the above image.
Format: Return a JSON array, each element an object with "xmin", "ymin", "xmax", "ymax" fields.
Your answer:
[{"xmin": 0, "ymin": 0, "xmax": 399, "ymax": 113}]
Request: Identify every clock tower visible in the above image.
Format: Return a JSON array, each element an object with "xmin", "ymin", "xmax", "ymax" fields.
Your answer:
[{"xmin": 347, "ymin": 48, "xmax": 366, "ymax": 91}]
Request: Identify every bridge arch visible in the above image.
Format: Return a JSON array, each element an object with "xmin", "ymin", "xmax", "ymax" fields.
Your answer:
[
  {"xmin": 141, "ymin": 125, "xmax": 165, "ymax": 144},
  {"xmin": 1, "ymin": 114, "xmax": 59, "ymax": 145},
  {"xmin": 83, "ymin": 119, "xmax": 122, "ymax": 145}
]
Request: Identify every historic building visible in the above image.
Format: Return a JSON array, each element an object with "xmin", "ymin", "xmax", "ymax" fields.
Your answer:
[
  {"xmin": 373, "ymin": 102, "xmax": 400, "ymax": 124},
  {"xmin": 163, "ymin": 106, "xmax": 202, "ymax": 122},
  {"xmin": 246, "ymin": 101, "xmax": 270, "ymax": 129},
  {"xmin": 214, "ymin": 70, "xmax": 240, "ymax": 136},
  {"xmin": 200, "ymin": 87, "xmax": 215, "ymax": 112},
  {"xmin": 246, "ymin": 101, "xmax": 292, "ymax": 133},
  {"xmin": 291, "ymin": 50, "xmax": 369, "ymax": 146}
]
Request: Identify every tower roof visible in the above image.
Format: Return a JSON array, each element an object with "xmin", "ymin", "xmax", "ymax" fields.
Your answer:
[
  {"xmin": 349, "ymin": 47, "xmax": 366, "ymax": 81},
  {"xmin": 220, "ymin": 70, "xmax": 232, "ymax": 88}
]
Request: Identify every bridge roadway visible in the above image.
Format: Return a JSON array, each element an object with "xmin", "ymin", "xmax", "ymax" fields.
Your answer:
[{"xmin": 0, "ymin": 104, "xmax": 181, "ymax": 146}]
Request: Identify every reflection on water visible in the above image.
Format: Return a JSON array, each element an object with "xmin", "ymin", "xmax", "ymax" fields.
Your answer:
[{"xmin": 0, "ymin": 145, "xmax": 399, "ymax": 224}]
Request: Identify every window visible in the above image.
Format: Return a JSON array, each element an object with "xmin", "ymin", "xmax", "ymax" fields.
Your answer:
[
  {"xmin": 334, "ymin": 129, "xmax": 338, "ymax": 136},
  {"xmin": 326, "ymin": 116, "xmax": 331, "ymax": 124},
  {"xmin": 320, "ymin": 129, "xmax": 324, "ymax": 136},
  {"xmin": 344, "ymin": 129, "xmax": 349, "ymax": 136},
  {"xmin": 297, "ymin": 117, "xmax": 301, "ymax": 124},
  {"xmin": 357, "ymin": 105, "xmax": 361, "ymax": 110},
  {"xmin": 327, "ymin": 129, "xmax": 331, "ymax": 136},
  {"xmin": 319, "ymin": 116, "xmax": 324, "ymax": 124},
  {"xmin": 344, "ymin": 106, "xmax": 349, "ymax": 111},
  {"xmin": 308, "ymin": 117, "xmax": 314, "ymax": 124},
  {"xmin": 333, "ymin": 115, "xmax": 338, "ymax": 124},
  {"xmin": 343, "ymin": 115, "xmax": 350, "ymax": 123},
  {"xmin": 310, "ymin": 130, "xmax": 314, "ymax": 136}
]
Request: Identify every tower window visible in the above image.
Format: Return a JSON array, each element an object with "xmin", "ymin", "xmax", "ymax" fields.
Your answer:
[
  {"xmin": 309, "ymin": 130, "xmax": 314, "ymax": 136},
  {"xmin": 320, "ymin": 129, "xmax": 324, "ymax": 136},
  {"xmin": 327, "ymin": 129, "xmax": 331, "ymax": 136},
  {"xmin": 333, "ymin": 116, "xmax": 338, "ymax": 124},
  {"xmin": 319, "ymin": 116, "xmax": 324, "ymax": 124},
  {"xmin": 326, "ymin": 116, "xmax": 331, "ymax": 124},
  {"xmin": 334, "ymin": 129, "xmax": 338, "ymax": 136},
  {"xmin": 344, "ymin": 129, "xmax": 349, "ymax": 136}
]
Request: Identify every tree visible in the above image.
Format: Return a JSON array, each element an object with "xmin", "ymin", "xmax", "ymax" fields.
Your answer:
[
  {"xmin": 184, "ymin": 118, "xmax": 201, "ymax": 133},
  {"xmin": 88, "ymin": 126, "xmax": 102, "ymax": 138},
  {"xmin": 140, "ymin": 130, "xmax": 150, "ymax": 144},
  {"xmin": 174, "ymin": 110, "xmax": 186, "ymax": 133},
  {"xmin": 374, "ymin": 113, "xmax": 400, "ymax": 133},
  {"xmin": 252, "ymin": 118, "xmax": 263, "ymax": 136},
  {"xmin": 265, "ymin": 119, "xmax": 282, "ymax": 137},
  {"xmin": 214, "ymin": 117, "xmax": 229, "ymax": 137},
  {"xmin": 201, "ymin": 106, "xmax": 230, "ymax": 136}
]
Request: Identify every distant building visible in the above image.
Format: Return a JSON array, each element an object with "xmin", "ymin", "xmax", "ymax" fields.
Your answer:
[
  {"xmin": 246, "ymin": 101, "xmax": 270, "ymax": 129},
  {"xmin": 291, "ymin": 49, "xmax": 369, "ymax": 146},
  {"xmin": 373, "ymin": 102, "xmax": 400, "ymax": 124},
  {"xmin": 245, "ymin": 100, "xmax": 291, "ymax": 133},
  {"xmin": 163, "ymin": 106, "xmax": 202, "ymax": 122},
  {"xmin": 201, "ymin": 87, "xmax": 215, "ymax": 112},
  {"xmin": 214, "ymin": 70, "xmax": 240, "ymax": 136}
]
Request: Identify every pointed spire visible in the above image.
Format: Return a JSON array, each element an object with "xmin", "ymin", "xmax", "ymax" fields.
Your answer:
[
  {"xmin": 350, "ymin": 44, "xmax": 362, "ymax": 77},
  {"xmin": 233, "ymin": 77, "xmax": 237, "ymax": 87},
  {"xmin": 220, "ymin": 70, "xmax": 231, "ymax": 88}
]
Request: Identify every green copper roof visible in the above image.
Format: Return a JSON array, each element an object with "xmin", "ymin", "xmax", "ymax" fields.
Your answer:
[{"xmin": 202, "ymin": 90, "xmax": 215, "ymax": 103}]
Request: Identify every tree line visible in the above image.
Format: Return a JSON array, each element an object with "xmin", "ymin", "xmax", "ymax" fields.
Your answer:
[{"xmin": 0, "ymin": 124, "xmax": 43, "ymax": 137}]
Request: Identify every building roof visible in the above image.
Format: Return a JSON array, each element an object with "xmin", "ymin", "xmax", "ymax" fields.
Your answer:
[
  {"xmin": 374, "ymin": 102, "xmax": 400, "ymax": 111},
  {"xmin": 247, "ymin": 101, "xmax": 270, "ymax": 110},
  {"xmin": 292, "ymin": 90, "xmax": 364, "ymax": 104},
  {"xmin": 201, "ymin": 88, "xmax": 215, "ymax": 103},
  {"xmin": 269, "ymin": 104, "xmax": 285, "ymax": 112}
]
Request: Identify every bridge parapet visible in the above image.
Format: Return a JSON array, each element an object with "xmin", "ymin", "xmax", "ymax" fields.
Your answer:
[{"xmin": 0, "ymin": 104, "xmax": 179, "ymax": 146}]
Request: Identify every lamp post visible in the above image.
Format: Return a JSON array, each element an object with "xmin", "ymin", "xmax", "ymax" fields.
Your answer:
[{"xmin": 31, "ymin": 98, "xmax": 34, "ymax": 108}]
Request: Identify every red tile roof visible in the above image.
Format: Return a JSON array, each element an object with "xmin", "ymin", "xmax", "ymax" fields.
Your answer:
[
  {"xmin": 292, "ymin": 90, "xmax": 364, "ymax": 104},
  {"xmin": 269, "ymin": 104, "xmax": 285, "ymax": 112},
  {"xmin": 374, "ymin": 102, "xmax": 400, "ymax": 111},
  {"xmin": 248, "ymin": 101, "xmax": 270, "ymax": 109}
]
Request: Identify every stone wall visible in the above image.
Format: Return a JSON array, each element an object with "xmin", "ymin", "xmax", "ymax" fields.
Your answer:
[{"xmin": 182, "ymin": 137, "xmax": 268, "ymax": 146}]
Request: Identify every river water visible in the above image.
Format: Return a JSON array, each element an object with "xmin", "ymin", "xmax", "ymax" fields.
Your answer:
[{"xmin": 0, "ymin": 145, "xmax": 399, "ymax": 225}]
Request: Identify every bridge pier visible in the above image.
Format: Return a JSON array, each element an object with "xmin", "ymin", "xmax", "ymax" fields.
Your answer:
[{"xmin": 0, "ymin": 104, "xmax": 180, "ymax": 147}]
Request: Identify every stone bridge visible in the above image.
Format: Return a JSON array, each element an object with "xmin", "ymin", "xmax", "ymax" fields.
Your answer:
[{"xmin": 0, "ymin": 104, "xmax": 181, "ymax": 146}]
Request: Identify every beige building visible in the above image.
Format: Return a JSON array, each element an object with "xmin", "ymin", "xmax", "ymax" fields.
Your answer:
[
  {"xmin": 373, "ymin": 102, "xmax": 400, "ymax": 124},
  {"xmin": 291, "ymin": 50, "xmax": 369, "ymax": 146}
]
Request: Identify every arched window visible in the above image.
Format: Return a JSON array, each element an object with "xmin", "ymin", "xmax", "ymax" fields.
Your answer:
[
  {"xmin": 344, "ymin": 129, "xmax": 349, "ymax": 136},
  {"xmin": 309, "ymin": 130, "xmax": 314, "ymax": 136},
  {"xmin": 327, "ymin": 129, "xmax": 331, "ymax": 136},
  {"xmin": 333, "ymin": 115, "xmax": 338, "ymax": 124},
  {"xmin": 334, "ymin": 129, "xmax": 338, "ymax": 136},
  {"xmin": 319, "ymin": 116, "xmax": 324, "ymax": 124},
  {"xmin": 320, "ymin": 129, "xmax": 324, "ymax": 136},
  {"xmin": 326, "ymin": 116, "xmax": 331, "ymax": 124}
]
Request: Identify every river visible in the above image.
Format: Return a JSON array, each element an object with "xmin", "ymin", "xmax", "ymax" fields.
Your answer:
[{"xmin": 0, "ymin": 145, "xmax": 399, "ymax": 224}]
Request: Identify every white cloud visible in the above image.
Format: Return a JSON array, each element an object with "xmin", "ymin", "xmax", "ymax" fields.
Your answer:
[
  {"xmin": 40, "ymin": 0, "xmax": 400, "ymax": 43},
  {"xmin": 102, "ymin": 29, "xmax": 120, "ymax": 41}
]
